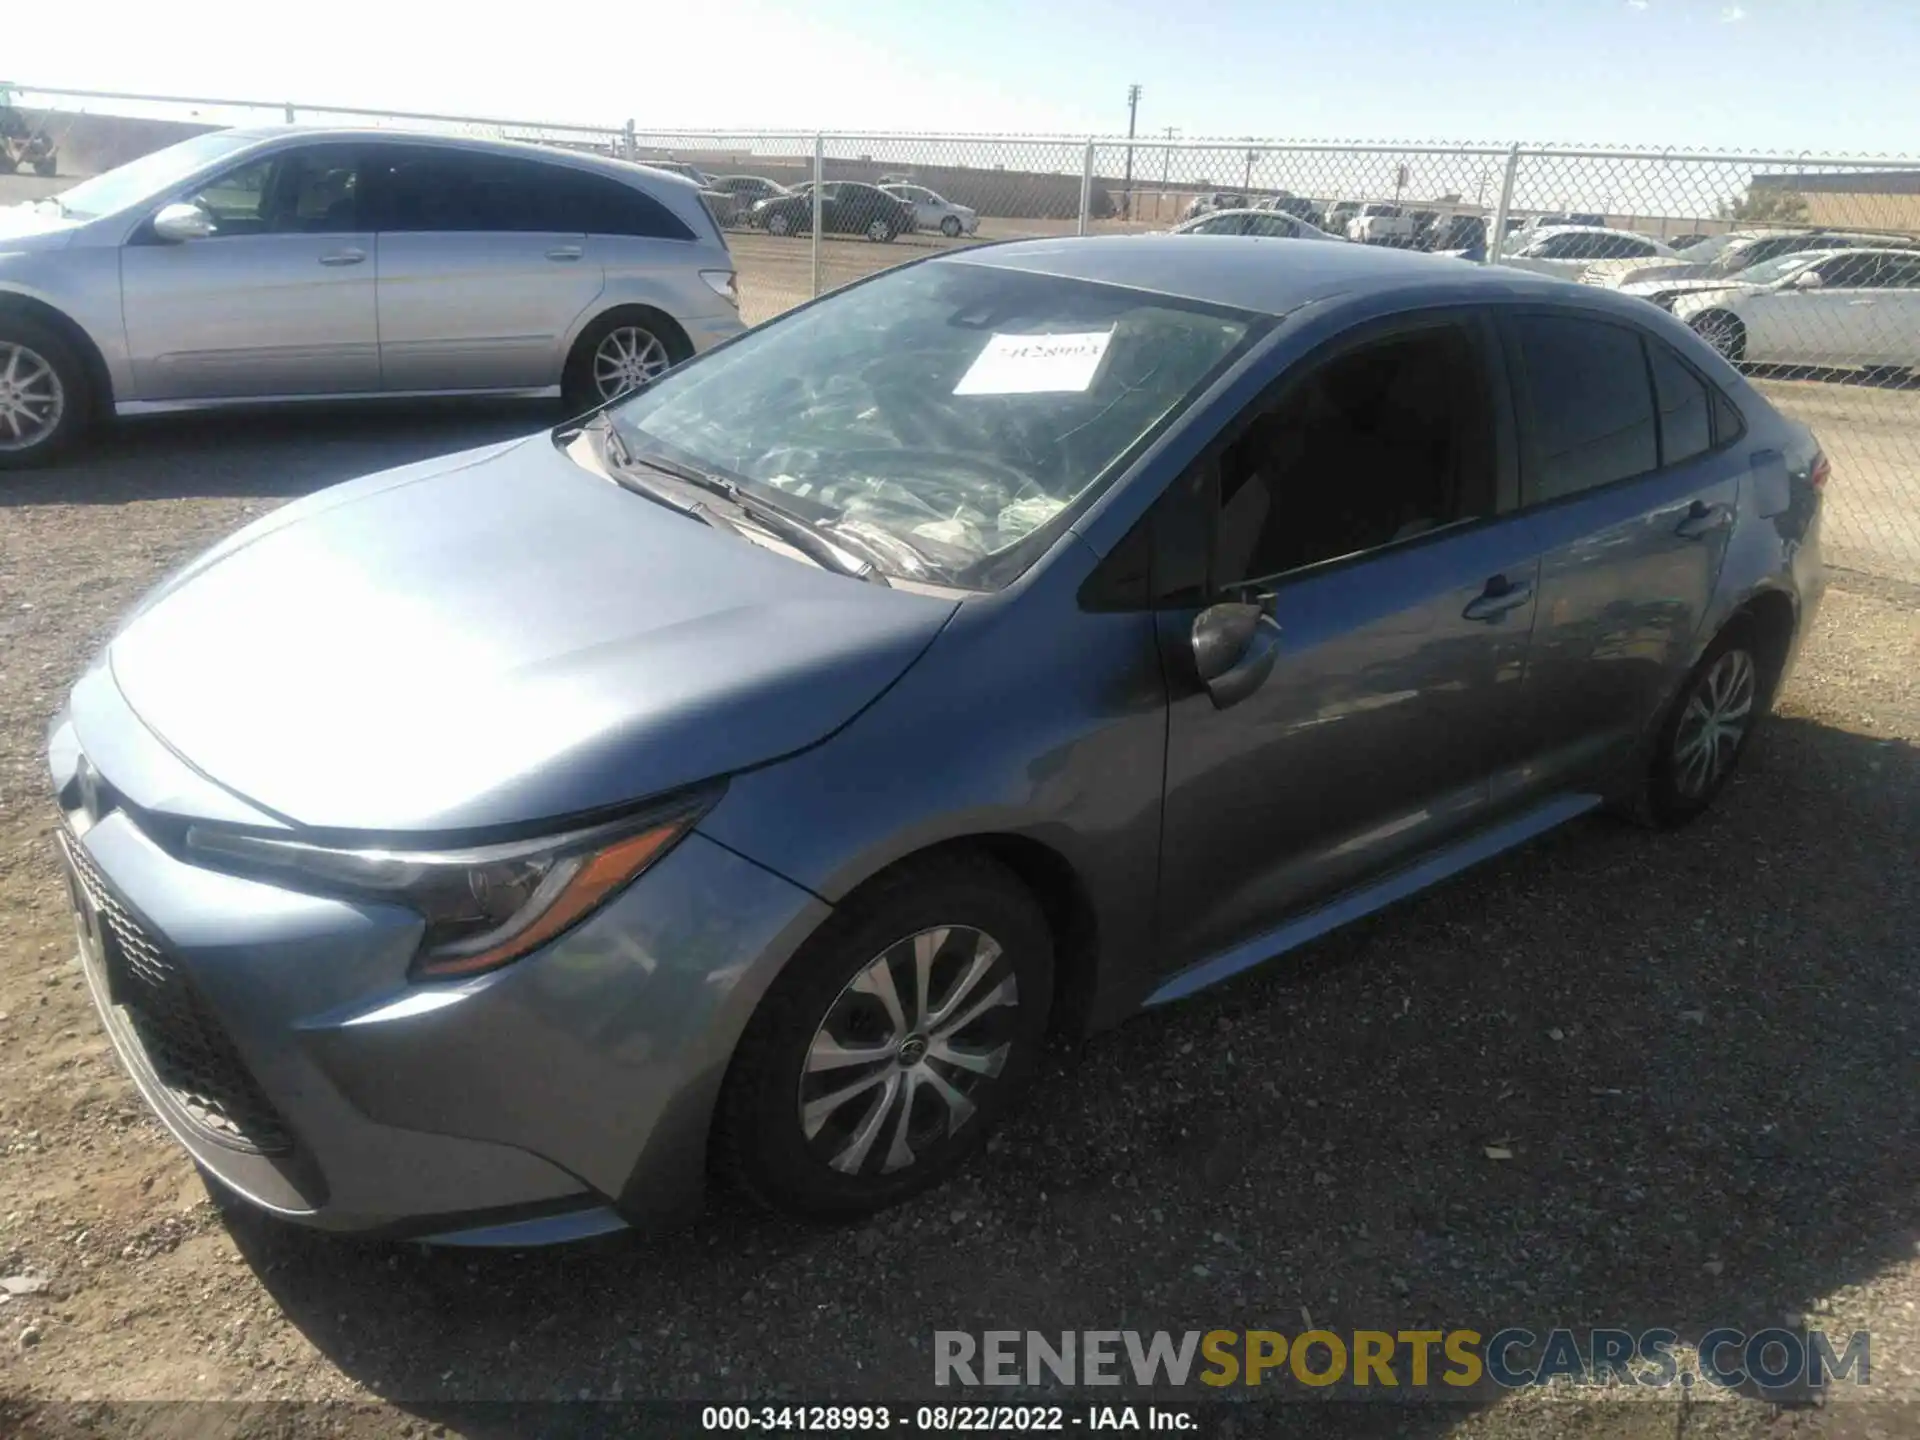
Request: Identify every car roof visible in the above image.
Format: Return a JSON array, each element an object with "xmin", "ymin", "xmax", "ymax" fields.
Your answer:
[
  {"xmin": 943, "ymin": 234, "xmax": 1644, "ymax": 317},
  {"xmin": 216, "ymin": 125, "xmax": 702, "ymax": 190},
  {"xmin": 1526, "ymin": 224, "xmax": 1657, "ymax": 242}
]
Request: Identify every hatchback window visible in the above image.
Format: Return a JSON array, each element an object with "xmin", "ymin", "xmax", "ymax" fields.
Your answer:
[
  {"xmin": 1648, "ymin": 341, "xmax": 1713, "ymax": 466},
  {"xmin": 1513, "ymin": 313, "xmax": 1658, "ymax": 501},
  {"xmin": 608, "ymin": 261, "xmax": 1259, "ymax": 589},
  {"xmin": 1213, "ymin": 323, "xmax": 1496, "ymax": 585},
  {"xmin": 366, "ymin": 148, "xmax": 655, "ymax": 233}
]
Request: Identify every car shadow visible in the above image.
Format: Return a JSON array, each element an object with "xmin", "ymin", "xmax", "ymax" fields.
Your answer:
[
  {"xmin": 0, "ymin": 400, "xmax": 563, "ymax": 508},
  {"xmin": 217, "ymin": 712, "xmax": 1919, "ymax": 1434}
]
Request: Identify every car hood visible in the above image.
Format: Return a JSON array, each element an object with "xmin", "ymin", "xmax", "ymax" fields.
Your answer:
[
  {"xmin": 1620, "ymin": 275, "xmax": 1757, "ymax": 299},
  {"xmin": 104, "ymin": 434, "xmax": 959, "ymax": 835},
  {"xmin": 0, "ymin": 203, "xmax": 79, "ymax": 248}
]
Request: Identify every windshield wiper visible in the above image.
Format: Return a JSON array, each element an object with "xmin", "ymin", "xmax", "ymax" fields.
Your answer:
[
  {"xmin": 624, "ymin": 445, "xmax": 891, "ymax": 587},
  {"xmin": 581, "ymin": 414, "xmax": 740, "ymax": 535}
]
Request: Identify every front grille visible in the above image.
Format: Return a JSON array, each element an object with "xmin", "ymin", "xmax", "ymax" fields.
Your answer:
[{"xmin": 60, "ymin": 830, "xmax": 293, "ymax": 1155}]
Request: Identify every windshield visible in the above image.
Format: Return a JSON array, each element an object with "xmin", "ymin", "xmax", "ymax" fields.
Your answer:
[
  {"xmin": 46, "ymin": 131, "xmax": 256, "ymax": 220},
  {"xmin": 1735, "ymin": 253, "xmax": 1822, "ymax": 287},
  {"xmin": 1676, "ymin": 234, "xmax": 1739, "ymax": 263},
  {"xmin": 607, "ymin": 261, "xmax": 1259, "ymax": 589}
]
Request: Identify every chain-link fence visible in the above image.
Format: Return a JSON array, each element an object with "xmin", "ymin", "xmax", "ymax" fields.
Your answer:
[{"xmin": 9, "ymin": 85, "xmax": 1919, "ymax": 588}]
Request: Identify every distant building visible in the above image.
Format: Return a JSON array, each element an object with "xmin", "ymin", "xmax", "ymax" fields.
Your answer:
[{"xmin": 1748, "ymin": 170, "xmax": 1920, "ymax": 233}]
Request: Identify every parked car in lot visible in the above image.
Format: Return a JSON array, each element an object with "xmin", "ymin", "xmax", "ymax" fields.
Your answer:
[
  {"xmin": 1172, "ymin": 208, "xmax": 1340, "ymax": 241},
  {"xmin": 1582, "ymin": 228, "xmax": 1919, "ymax": 291},
  {"xmin": 1257, "ymin": 194, "xmax": 1327, "ymax": 229},
  {"xmin": 1496, "ymin": 225, "xmax": 1678, "ymax": 278},
  {"xmin": 0, "ymin": 127, "xmax": 744, "ymax": 468},
  {"xmin": 1671, "ymin": 247, "xmax": 1920, "ymax": 373},
  {"xmin": 1324, "ymin": 200, "xmax": 1363, "ymax": 236},
  {"xmin": 1182, "ymin": 191, "xmax": 1247, "ymax": 221},
  {"xmin": 1516, "ymin": 211, "xmax": 1607, "ymax": 234},
  {"xmin": 640, "ymin": 159, "xmax": 716, "ymax": 188},
  {"xmin": 705, "ymin": 175, "xmax": 790, "ymax": 227},
  {"xmin": 881, "ymin": 183, "xmax": 979, "ymax": 238},
  {"xmin": 1348, "ymin": 202, "xmax": 1417, "ymax": 244},
  {"xmin": 752, "ymin": 181, "xmax": 915, "ymax": 241},
  {"xmin": 47, "ymin": 237, "xmax": 1825, "ymax": 1240},
  {"xmin": 1427, "ymin": 214, "xmax": 1488, "ymax": 260}
]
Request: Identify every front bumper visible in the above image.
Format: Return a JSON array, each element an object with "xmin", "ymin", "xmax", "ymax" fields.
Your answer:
[{"xmin": 48, "ymin": 699, "xmax": 828, "ymax": 1241}]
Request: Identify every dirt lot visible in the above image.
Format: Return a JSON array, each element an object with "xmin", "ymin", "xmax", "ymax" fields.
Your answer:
[{"xmin": 1, "ymin": 409, "xmax": 1918, "ymax": 1438}]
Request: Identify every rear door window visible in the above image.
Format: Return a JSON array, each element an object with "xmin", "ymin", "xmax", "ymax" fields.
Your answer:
[
  {"xmin": 1648, "ymin": 340, "xmax": 1713, "ymax": 465},
  {"xmin": 1510, "ymin": 313, "xmax": 1659, "ymax": 502}
]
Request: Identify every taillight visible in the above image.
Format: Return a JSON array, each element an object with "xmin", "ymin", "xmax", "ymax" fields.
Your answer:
[{"xmin": 1809, "ymin": 452, "xmax": 1831, "ymax": 490}]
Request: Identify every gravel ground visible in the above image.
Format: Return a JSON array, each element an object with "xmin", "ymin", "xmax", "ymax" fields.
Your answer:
[{"xmin": 2, "ymin": 412, "xmax": 1919, "ymax": 1440}]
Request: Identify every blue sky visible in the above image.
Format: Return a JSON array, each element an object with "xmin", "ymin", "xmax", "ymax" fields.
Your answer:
[{"xmin": 17, "ymin": 0, "xmax": 1918, "ymax": 153}]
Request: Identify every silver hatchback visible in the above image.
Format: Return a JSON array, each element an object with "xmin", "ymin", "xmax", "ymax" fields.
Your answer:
[{"xmin": 0, "ymin": 127, "xmax": 745, "ymax": 466}]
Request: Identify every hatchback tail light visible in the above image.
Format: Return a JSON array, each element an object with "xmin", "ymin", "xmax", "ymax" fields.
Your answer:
[
  {"xmin": 1809, "ymin": 451, "xmax": 1831, "ymax": 490},
  {"xmin": 701, "ymin": 270, "xmax": 740, "ymax": 308}
]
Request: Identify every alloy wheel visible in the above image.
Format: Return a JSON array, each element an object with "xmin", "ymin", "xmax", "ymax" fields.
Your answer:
[
  {"xmin": 591, "ymin": 326, "xmax": 670, "ymax": 402},
  {"xmin": 1671, "ymin": 647, "xmax": 1756, "ymax": 799},
  {"xmin": 799, "ymin": 925, "xmax": 1018, "ymax": 1177},
  {"xmin": 866, "ymin": 219, "xmax": 890, "ymax": 242},
  {"xmin": 0, "ymin": 341, "xmax": 64, "ymax": 452}
]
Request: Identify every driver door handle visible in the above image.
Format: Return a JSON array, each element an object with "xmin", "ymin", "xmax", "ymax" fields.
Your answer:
[
  {"xmin": 546, "ymin": 245, "xmax": 584, "ymax": 261},
  {"xmin": 317, "ymin": 248, "xmax": 366, "ymax": 266}
]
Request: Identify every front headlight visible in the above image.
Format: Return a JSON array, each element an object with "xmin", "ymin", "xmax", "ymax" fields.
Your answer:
[{"xmin": 183, "ymin": 800, "xmax": 708, "ymax": 978}]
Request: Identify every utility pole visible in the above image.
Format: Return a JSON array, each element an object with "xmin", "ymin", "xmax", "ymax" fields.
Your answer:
[{"xmin": 1122, "ymin": 83, "xmax": 1141, "ymax": 221}]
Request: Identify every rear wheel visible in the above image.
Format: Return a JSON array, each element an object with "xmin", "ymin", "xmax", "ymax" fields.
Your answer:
[
  {"xmin": 562, "ymin": 310, "xmax": 683, "ymax": 412},
  {"xmin": 32, "ymin": 156, "xmax": 56, "ymax": 178},
  {"xmin": 865, "ymin": 217, "xmax": 892, "ymax": 243},
  {"xmin": 1634, "ymin": 622, "xmax": 1770, "ymax": 828},
  {"xmin": 716, "ymin": 853, "xmax": 1054, "ymax": 1220},
  {"xmin": 1691, "ymin": 310, "xmax": 1747, "ymax": 365},
  {"xmin": 0, "ymin": 318, "xmax": 89, "ymax": 470}
]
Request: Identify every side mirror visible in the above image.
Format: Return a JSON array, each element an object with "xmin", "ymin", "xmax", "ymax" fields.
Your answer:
[
  {"xmin": 152, "ymin": 202, "xmax": 215, "ymax": 242},
  {"xmin": 1191, "ymin": 597, "xmax": 1281, "ymax": 710},
  {"xmin": 1792, "ymin": 269, "xmax": 1825, "ymax": 289}
]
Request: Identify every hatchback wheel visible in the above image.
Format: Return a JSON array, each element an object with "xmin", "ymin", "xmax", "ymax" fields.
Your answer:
[
  {"xmin": 716, "ymin": 854, "xmax": 1053, "ymax": 1219},
  {"xmin": 1638, "ymin": 625, "xmax": 1768, "ymax": 827},
  {"xmin": 0, "ymin": 320, "xmax": 87, "ymax": 470},
  {"xmin": 562, "ymin": 311, "xmax": 680, "ymax": 412}
]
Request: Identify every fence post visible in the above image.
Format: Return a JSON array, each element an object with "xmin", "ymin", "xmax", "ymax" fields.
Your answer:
[
  {"xmin": 283, "ymin": 102, "xmax": 295, "ymax": 124},
  {"xmin": 811, "ymin": 134, "xmax": 825, "ymax": 300},
  {"xmin": 1487, "ymin": 144, "xmax": 1521, "ymax": 263},
  {"xmin": 623, "ymin": 120, "xmax": 636, "ymax": 161},
  {"xmin": 1077, "ymin": 141, "xmax": 1095, "ymax": 236}
]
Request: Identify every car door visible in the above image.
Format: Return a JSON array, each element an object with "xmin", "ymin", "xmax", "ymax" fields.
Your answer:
[
  {"xmin": 366, "ymin": 145, "xmax": 607, "ymax": 392},
  {"xmin": 1153, "ymin": 311, "xmax": 1542, "ymax": 975},
  {"xmin": 1495, "ymin": 310, "xmax": 1744, "ymax": 806},
  {"xmin": 119, "ymin": 143, "xmax": 378, "ymax": 400},
  {"xmin": 1809, "ymin": 252, "xmax": 1916, "ymax": 366}
]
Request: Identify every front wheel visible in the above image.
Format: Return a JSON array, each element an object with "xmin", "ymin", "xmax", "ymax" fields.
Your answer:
[
  {"xmin": 0, "ymin": 319, "xmax": 89, "ymax": 470},
  {"xmin": 940, "ymin": 215, "xmax": 962, "ymax": 238},
  {"xmin": 767, "ymin": 211, "xmax": 793, "ymax": 237},
  {"xmin": 715, "ymin": 853, "xmax": 1054, "ymax": 1220},
  {"xmin": 1691, "ymin": 310, "xmax": 1747, "ymax": 365},
  {"xmin": 32, "ymin": 156, "xmax": 56, "ymax": 178}
]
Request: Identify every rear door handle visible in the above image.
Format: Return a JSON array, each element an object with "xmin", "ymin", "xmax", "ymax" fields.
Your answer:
[
  {"xmin": 317, "ymin": 248, "xmax": 366, "ymax": 266},
  {"xmin": 1463, "ymin": 575, "xmax": 1533, "ymax": 622},
  {"xmin": 546, "ymin": 245, "xmax": 584, "ymax": 262},
  {"xmin": 1675, "ymin": 499, "xmax": 1732, "ymax": 540}
]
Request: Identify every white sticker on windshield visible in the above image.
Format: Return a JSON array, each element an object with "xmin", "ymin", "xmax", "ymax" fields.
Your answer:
[{"xmin": 953, "ymin": 330, "xmax": 1113, "ymax": 396}]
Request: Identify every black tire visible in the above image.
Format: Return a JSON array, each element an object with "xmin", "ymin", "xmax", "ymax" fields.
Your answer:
[
  {"xmin": 715, "ymin": 852, "xmax": 1054, "ymax": 1221},
  {"xmin": 32, "ymin": 157, "xmax": 57, "ymax": 178},
  {"xmin": 1629, "ymin": 619, "xmax": 1772, "ymax": 829},
  {"xmin": 940, "ymin": 215, "xmax": 962, "ymax": 238},
  {"xmin": 0, "ymin": 314, "xmax": 91, "ymax": 470},
  {"xmin": 766, "ymin": 210, "xmax": 794, "ymax": 237},
  {"xmin": 0, "ymin": 155, "xmax": 16, "ymax": 176},
  {"xmin": 1691, "ymin": 310, "xmax": 1747, "ymax": 365},
  {"xmin": 863, "ymin": 217, "xmax": 892, "ymax": 243},
  {"xmin": 561, "ymin": 309, "xmax": 687, "ymax": 414}
]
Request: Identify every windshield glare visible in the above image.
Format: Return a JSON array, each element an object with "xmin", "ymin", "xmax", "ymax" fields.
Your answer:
[
  {"xmin": 608, "ymin": 261, "xmax": 1257, "ymax": 588},
  {"xmin": 47, "ymin": 130, "xmax": 256, "ymax": 220},
  {"xmin": 1736, "ymin": 253, "xmax": 1821, "ymax": 287}
]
